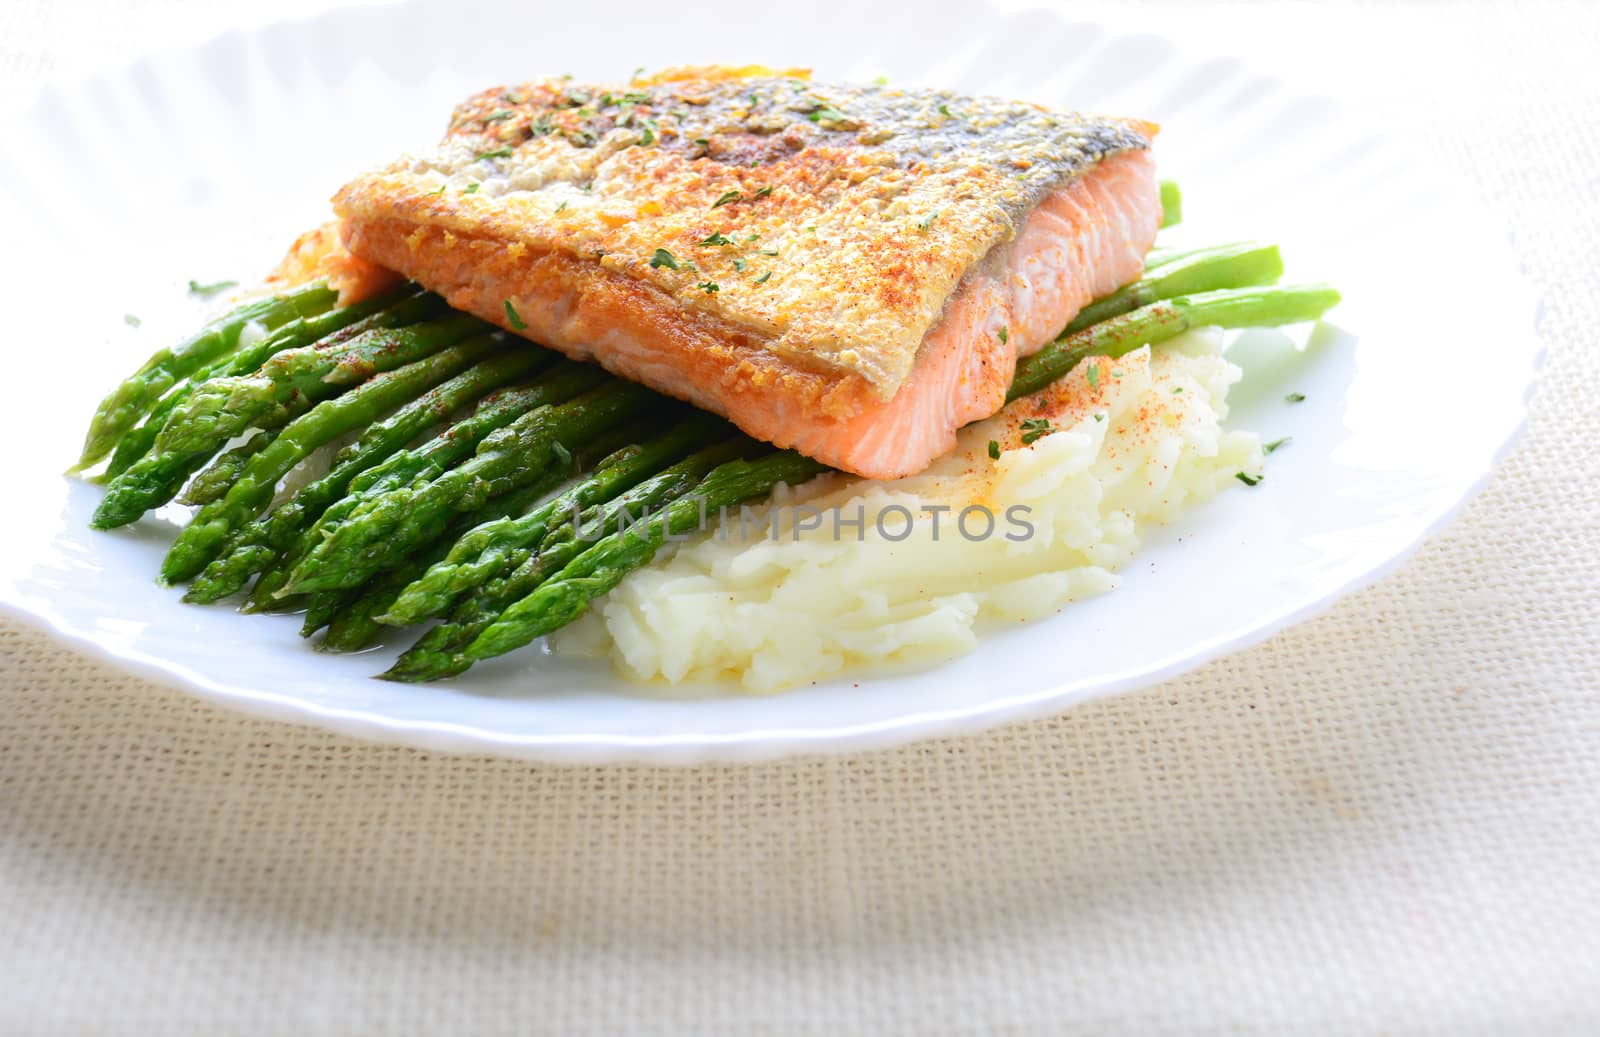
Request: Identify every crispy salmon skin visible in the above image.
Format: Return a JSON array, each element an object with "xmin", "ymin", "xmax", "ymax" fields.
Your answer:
[{"xmin": 333, "ymin": 66, "xmax": 1161, "ymax": 477}]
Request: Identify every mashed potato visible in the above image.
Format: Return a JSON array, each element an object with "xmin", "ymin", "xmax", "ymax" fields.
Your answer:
[{"xmin": 553, "ymin": 328, "xmax": 1263, "ymax": 692}]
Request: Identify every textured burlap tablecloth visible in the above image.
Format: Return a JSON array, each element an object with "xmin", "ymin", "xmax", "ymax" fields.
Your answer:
[{"xmin": 2, "ymin": 2, "xmax": 1596, "ymax": 1033}]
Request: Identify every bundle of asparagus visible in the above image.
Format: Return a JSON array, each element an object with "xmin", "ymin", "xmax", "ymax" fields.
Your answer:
[{"xmin": 75, "ymin": 193, "xmax": 1339, "ymax": 684}]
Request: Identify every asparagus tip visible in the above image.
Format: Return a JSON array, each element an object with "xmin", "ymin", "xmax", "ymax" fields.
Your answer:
[
  {"xmin": 376, "ymin": 661, "xmax": 427, "ymax": 682},
  {"xmin": 378, "ymin": 651, "xmax": 465, "ymax": 682}
]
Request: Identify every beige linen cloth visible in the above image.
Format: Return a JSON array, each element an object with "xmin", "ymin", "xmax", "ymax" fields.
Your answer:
[{"xmin": 2, "ymin": 2, "xmax": 1596, "ymax": 1033}]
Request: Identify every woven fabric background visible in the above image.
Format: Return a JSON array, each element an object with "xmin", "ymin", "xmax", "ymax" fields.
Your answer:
[{"xmin": 2, "ymin": 2, "xmax": 1596, "ymax": 1033}]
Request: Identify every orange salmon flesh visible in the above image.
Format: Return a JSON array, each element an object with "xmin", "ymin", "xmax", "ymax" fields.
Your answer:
[{"xmin": 331, "ymin": 70, "xmax": 1161, "ymax": 478}]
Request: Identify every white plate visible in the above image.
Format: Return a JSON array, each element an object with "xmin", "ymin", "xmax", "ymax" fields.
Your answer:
[{"xmin": 0, "ymin": 0, "xmax": 1539, "ymax": 763}]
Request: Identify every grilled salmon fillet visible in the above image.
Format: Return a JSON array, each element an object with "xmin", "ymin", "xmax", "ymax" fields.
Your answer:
[{"xmin": 333, "ymin": 66, "xmax": 1160, "ymax": 478}]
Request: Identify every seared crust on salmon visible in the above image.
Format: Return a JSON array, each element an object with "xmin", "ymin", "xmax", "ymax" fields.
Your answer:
[{"xmin": 333, "ymin": 66, "xmax": 1161, "ymax": 478}]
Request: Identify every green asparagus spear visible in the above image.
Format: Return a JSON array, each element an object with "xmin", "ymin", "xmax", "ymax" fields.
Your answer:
[
  {"xmin": 178, "ymin": 430, "xmax": 279, "ymax": 506},
  {"xmin": 101, "ymin": 286, "xmax": 430, "ymax": 479},
  {"xmin": 306, "ymin": 423, "xmax": 655, "ymax": 646},
  {"xmin": 159, "ymin": 335, "xmax": 502, "ymax": 584},
  {"xmin": 1064, "ymin": 242, "xmax": 1284, "ymax": 334},
  {"xmin": 155, "ymin": 312, "xmax": 486, "ymax": 455},
  {"xmin": 1159, "ymin": 179, "xmax": 1182, "ymax": 229},
  {"xmin": 552, "ymin": 436, "xmax": 755, "ymax": 548},
  {"xmin": 281, "ymin": 364, "xmax": 607, "ymax": 552},
  {"xmin": 92, "ymin": 292, "xmax": 444, "ymax": 527},
  {"xmin": 298, "ymin": 589, "xmax": 356, "ymax": 639},
  {"xmin": 282, "ymin": 379, "xmax": 661, "ymax": 596},
  {"xmin": 93, "ymin": 446, "xmax": 240, "ymax": 530},
  {"xmin": 378, "ymin": 412, "xmax": 729, "ymax": 625},
  {"xmin": 313, "ymin": 466, "xmax": 579, "ymax": 651},
  {"xmin": 453, "ymin": 451, "xmax": 826, "ymax": 674},
  {"xmin": 242, "ymin": 368, "xmax": 604, "ymax": 613},
  {"xmin": 183, "ymin": 346, "xmax": 548, "ymax": 604},
  {"xmin": 1008, "ymin": 283, "xmax": 1342, "ymax": 402},
  {"xmin": 1141, "ymin": 242, "xmax": 1247, "ymax": 271},
  {"xmin": 75, "ymin": 280, "xmax": 337, "ymax": 470},
  {"xmin": 341, "ymin": 363, "xmax": 605, "ymax": 502},
  {"xmin": 103, "ymin": 402, "xmax": 181, "ymax": 482},
  {"xmin": 382, "ymin": 435, "xmax": 762, "ymax": 681}
]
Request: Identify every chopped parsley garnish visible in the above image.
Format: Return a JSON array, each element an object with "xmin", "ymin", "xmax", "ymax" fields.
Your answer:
[
  {"xmin": 752, "ymin": 248, "xmax": 779, "ymax": 257},
  {"xmin": 554, "ymin": 200, "xmax": 568, "ymax": 213},
  {"xmin": 1086, "ymin": 364, "xmax": 1100, "ymax": 391},
  {"xmin": 754, "ymin": 271, "xmax": 773, "ymax": 284},
  {"xmin": 915, "ymin": 209, "xmax": 942, "ymax": 232},
  {"xmin": 752, "ymin": 185, "xmax": 774, "ymax": 200},
  {"xmin": 938, "ymin": 103, "xmax": 953, "ymax": 118},
  {"xmin": 529, "ymin": 114, "xmax": 556, "ymax": 136},
  {"xmin": 1093, "ymin": 413, "xmax": 1105, "ymax": 423},
  {"xmin": 503, "ymin": 300, "xmax": 527, "ymax": 330},
  {"xmin": 698, "ymin": 231, "xmax": 733, "ymax": 247},
  {"xmin": 697, "ymin": 281, "xmax": 720, "ymax": 294},
  {"xmin": 997, "ymin": 326, "xmax": 1008, "ymax": 345},
  {"xmin": 187, "ymin": 278, "xmax": 238, "ymax": 296},
  {"xmin": 650, "ymin": 248, "xmax": 680, "ymax": 270},
  {"xmin": 631, "ymin": 66, "xmax": 646, "ymax": 81},
  {"xmin": 988, "ymin": 439, "xmax": 1001, "ymax": 460},
  {"xmin": 1019, "ymin": 417, "xmax": 1056, "ymax": 445},
  {"xmin": 485, "ymin": 109, "xmax": 516, "ymax": 122},
  {"xmin": 621, "ymin": 91, "xmax": 651, "ymax": 104},
  {"xmin": 808, "ymin": 107, "xmax": 849, "ymax": 124},
  {"xmin": 1235, "ymin": 472, "xmax": 1262, "ymax": 486},
  {"xmin": 123, "ymin": 314, "xmax": 141, "ymax": 328},
  {"xmin": 639, "ymin": 122, "xmax": 656, "ymax": 145},
  {"xmin": 711, "ymin": 190, "xmax": 743, "ymax": 209},
  {"xmin": 731, "ymin": 257, "xmax": 748, "ymax": 272},
  {"xmin": 501, "ymin": 91, "xmax": 525, "ymax": 104},
  {"xmin": 872, "ymin": 74, "xmax": 890, "ymax": 86},
  {"xmin": 426, "ymin": 184, "xmax": 447, "ymax": 196},
  {"xmin": 1285, "ymin": 392, "xmax": 1306, "ymax": 403},
  {"xmin": 477, "ymin": 146, "xmax": 515, "ymax": 160},
  {"xmin": 1264, "ymin": 436, "xmax": 1292, "ymax": 455},
  {"xmin": 464, "ymin": 182, "xmax": 481, "ymax": 194},
  {"xmin": 693, "ymin": 137, "xmax": 710, "ymax": 147}
]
